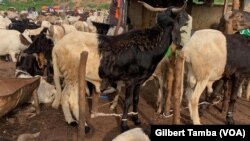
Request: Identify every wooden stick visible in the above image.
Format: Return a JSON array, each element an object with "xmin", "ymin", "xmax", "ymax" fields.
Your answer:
[
  {"xmin": 223, "ymin": 0, "xmax": 229, "ymax": 15},
  {"xmin": 78, "ymin": 51, "xmax": 88, "ymax": 141},
  {"xmin": 173, "ymin": 52, "xmax": 184, "ymax": 124}
]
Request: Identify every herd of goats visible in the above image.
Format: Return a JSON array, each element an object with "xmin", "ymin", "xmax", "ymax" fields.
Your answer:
[{"xmin": 1, "ymin": 0, "xmax": 250, "ymax": 140}]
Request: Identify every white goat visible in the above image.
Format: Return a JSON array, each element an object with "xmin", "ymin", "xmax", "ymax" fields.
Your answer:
[
  {"xmin": 0, "ymin": 15, "xmax": 11, "ymax": 29},
  {"xmin": 112, "ymin": 128, "xmax": 150, "ymax": 141},
  {"xmin": 15, "ymin": 70, "xmax": 56, "ymax": 104},
  {"xmin": 182, "ymin": 29, "xmax": 227, "ymax": 124},
  {"xmin": 0, "ymin": 30, "xmax": 32, "ymax": 62}
]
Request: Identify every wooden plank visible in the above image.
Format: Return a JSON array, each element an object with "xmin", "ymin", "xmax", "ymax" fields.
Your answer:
[
  {"xmin": 232, "ymin": 0, "xmax": 240, "ymax": 10},
  {"xmin": 223, "ymin": 0, "xmax": 229, "ymax": 15}
]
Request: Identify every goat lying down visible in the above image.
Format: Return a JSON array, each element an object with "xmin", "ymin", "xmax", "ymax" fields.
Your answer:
[
  {"xmin": 183, "ymin": 29, "xmax": 250, "ymax": 125},
  {"xmin": 15, "ymin": 69, "xmax": 56, "ymax": 104},
  {"xmin": 52, "ymin": 1, "xmax": 188, "ymax": 132}
]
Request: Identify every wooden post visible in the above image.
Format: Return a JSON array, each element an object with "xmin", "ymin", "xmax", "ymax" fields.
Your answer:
[
  {"xmin": 172, "ymin": 52, "xmax": 184, "ymax": 124},
  {"xmin": 232, "ymin": 0, "xmax": 240, "ymax": 10},
  {"xmin": 223, "ymin": 0, "xmax": 229, "ymax": 15},
  {"xmin": 91, "ymin": 86, "xmax": 99, "ymax": 116},
  {"xmin": 78, "ymin": 51, "xmax": 88, "ymax": 141},
  {"xmin": 114, "ymin": 0, "xmax": 124, "ymax": 35}
]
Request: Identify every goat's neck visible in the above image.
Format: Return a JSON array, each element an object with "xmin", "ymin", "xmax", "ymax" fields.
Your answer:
[{"xmin": 159, "ymin": 25, "xmax": 174, "ymax": 54}]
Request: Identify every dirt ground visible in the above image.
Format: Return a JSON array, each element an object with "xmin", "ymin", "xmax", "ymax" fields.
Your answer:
[{"xmin": 0, "ymin": 80, "xmax": 250, "ymax": 141}]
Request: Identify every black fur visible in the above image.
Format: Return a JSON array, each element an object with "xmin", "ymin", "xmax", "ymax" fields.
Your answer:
[
  {"xmin": 23, "ymin": 28, "xmax": 54, "ymax": 82},
  {"xmin": 97, "ymin": 5, "xmax": 188, "ymax": 132}
]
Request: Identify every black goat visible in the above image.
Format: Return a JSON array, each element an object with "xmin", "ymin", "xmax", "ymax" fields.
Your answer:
[
  {"xmin": 98, "ymin": 1, "xmax": 188, "ymax": 131},
  {"xmin": 52, "ymin": 1, "xmax": 188, "ymax": 132},
  {"xmin": 220, "ymin": 33, "xmax": 250, "ymax": 124},
  {"xmin": 9, "ymin": 18, "xmax": 39, "ymax": 33},
  {"xmin": 16, "ymin": 53, "xmax": 44, "ymax": 76},
  {"xmin": 23, "ymin": 28, "xmax": 54, "ymax": 83},
  {"xmin": 92, "ymin": 21, "xmax": 110, "ymax": 35}
]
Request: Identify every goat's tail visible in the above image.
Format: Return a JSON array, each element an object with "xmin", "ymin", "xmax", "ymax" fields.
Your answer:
[{"xmin": 51, "ymin": 50, "xmax": 62, "ymax": 109}]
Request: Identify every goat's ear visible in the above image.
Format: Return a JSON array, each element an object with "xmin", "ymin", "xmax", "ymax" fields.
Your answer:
[{"xmin": 171, "ymin": 21, "xmax": 181, "ymax": 46}]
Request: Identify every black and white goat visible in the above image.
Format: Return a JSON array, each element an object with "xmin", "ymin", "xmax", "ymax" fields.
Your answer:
[
  {"xmin": 183, "ymin": 29, "xmax": 250, "ymax": 125},
  {"xmin": 52, "ymin": 1, "xmax": 188, "ymax": 132}
]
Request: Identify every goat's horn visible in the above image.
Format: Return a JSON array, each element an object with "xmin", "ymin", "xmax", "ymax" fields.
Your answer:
[
  {"xmin": 138, "ymin": 1, "xmax": 168, "ymax": 12},
  {"xmin": 171, "ymin": 0, "xmax": 187, "ymax": 13}
]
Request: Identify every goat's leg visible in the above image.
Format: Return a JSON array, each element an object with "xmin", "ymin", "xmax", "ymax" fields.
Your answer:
[
  {"xmin": 132, "ymin": 84, "xmax": 141, "ymax": 125},
  {"xmin": 200, "ymin": 80, "xmax": 224, "ymax": 116},
  {"xmin": 226, "ymin": 76, "xmax": 241, "ymax": 125},
  {"xmin": 110, "ymin": 83, "xmax": 122, "ymax": 110},
  {"xmin": 208, "ymin": 79, "xmax": 224, "ymax": 102},
  {"xmin": 121, "ymin": 84, "xmax": 134, "ymax": 132},
  {"xmin": 221, "ymin": 79, "xmax": 231, "ymax": 113},
  {"xmin": 46, "ymin": 55, "xmax": 53, "ymax": 83},
  {"xmin": 188, "ymin": 79, "xmax": 209, "ymax": 124},
  {"xmin": 61, "ymin": 86, "xmax": 77, "ymax": 126},
  {"xmin": 152, "ymin": 76, "xmax": 163, "ymax": 114},
  {"xmin": 164, "ymin": 62, "xmax": 174, "ymax": 115},
  {"xmin": 9, "ymin": 52, "xmax": 17, "ymax": 62}
]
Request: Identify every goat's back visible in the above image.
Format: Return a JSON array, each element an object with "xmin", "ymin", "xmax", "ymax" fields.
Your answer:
[{"xmin": 182, "ymin": 29, "xmax": 227, "ymax": 80}]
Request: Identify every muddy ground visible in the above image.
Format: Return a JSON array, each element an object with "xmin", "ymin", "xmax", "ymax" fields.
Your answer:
[{"xmin": 0, "ymin": 80, "xmax": 250, "ymax": 141}]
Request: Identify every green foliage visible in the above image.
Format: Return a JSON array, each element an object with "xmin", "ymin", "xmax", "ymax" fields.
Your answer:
[
  {"xmin": 0, "ymin": 0, "xmax": 55, "ymax": 11},
  {"xmin": 193, "ymin": 0, "xmax": 233, "ymax": 5},
  {"xmin": 0, "ymin": 0, "xmax": 110, "ymax": 11},
  {"xmin": 84, "ymin": 2, "xmax": 109, "ymax": 10}
]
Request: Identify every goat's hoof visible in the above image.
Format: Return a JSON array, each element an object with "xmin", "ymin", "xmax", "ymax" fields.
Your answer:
[
  {"xmin": 51, "ymin": 101, "xmax": 59, "ymax": 109},
  {"xmin": 121, "ymin": 125, "xmax": 130, "ymax": 133},
  {"xmin": 69, "ymin": 121, "xmax": 78, "ymax": 127},
  {"xmin": 156, "ymin": 109, "xmax": 162, "ymax": 114},
  {"xmin": 132, "ymin": 116, "xmax": 141, "ymax": 125},
  {"xmin": 47, "ymin": 76, "xmax": 53, "ymax": 83},
  {"xmin": 226, "ymin": 118, "xmax": 234, "ymax": 125},
  {"xmin": 85, "ymin": 126, "xmax": 91, "ymax": 134},
  {"xmin": 110, "ymin": 106, "xmax": 116, "ymax": 111}
]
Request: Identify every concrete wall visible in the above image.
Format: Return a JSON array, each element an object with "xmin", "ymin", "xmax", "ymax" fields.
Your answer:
[
  {"xmin": 128, "ymin": 0, "xmax": 156, "ymax": 30},
  {"xmin": 191, "ymin": 5, "xmax": 226, "ymax": 31},
  {"xmin": 128, "ymin": 0, "xmax": 143, "ymax": 29}
]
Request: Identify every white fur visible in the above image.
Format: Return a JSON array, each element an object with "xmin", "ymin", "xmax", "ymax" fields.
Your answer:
[
  {"xmin": 0, "ymin": 30, "xmax": 31, "ymax": 62},
  {"xmin": 0, "ymin": 16, "xmax": 11, "ymax": 29},
  {"xmin": 16, "ymin": 70, "xmax": 55, "ymax": 104},
  {"xmin": 112, "ymin": 128, "xmax": 150, "ymax": 141},
  {"xmin": 182, "ymin": 29, "xmax": 227, "ymax": 124},
  {"xmin": 52, "ymin": 31, "xmax": 124, "ymax": 124}
]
